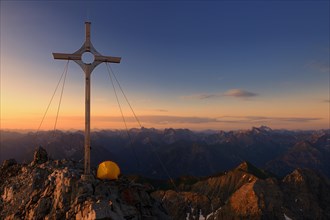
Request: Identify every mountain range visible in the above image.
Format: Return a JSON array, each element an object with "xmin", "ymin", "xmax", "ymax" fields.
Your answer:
[{"xmin": 1, "ymin": 126, "xmax": 329, "ymax": 179}]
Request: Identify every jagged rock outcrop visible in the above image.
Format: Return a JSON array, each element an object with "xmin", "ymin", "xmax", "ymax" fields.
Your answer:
[
  {"xmin": 32, "ymin": 146, "xmax": 49, "ymax": 165},
  {"xmin": 281, "ymin": 168, "xmax": 330, "ymax": 219},
  {"xmin": 1, "ymin": 159, "xmax": 17, "ymax": 169},
  {"xmin": 152, "ymin": 161, "xmax": 330, "ymax": 220},
  {"xmin": 0, "ymin": 149, "xmax": 169, "ymax": 220}
]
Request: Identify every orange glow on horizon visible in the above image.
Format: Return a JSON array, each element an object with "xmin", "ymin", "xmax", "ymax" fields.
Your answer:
[{"xmin": 1, "ymin": 113, "xmax": 328, "ymax": 131}]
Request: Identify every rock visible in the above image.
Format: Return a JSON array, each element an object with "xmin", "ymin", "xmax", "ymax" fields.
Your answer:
[
  {"xmin": 2, "ymin": 187, "xmax": 14, "ymax": 203},
  {"xmin": 153, "ymin": 162, "xmax": 330, "ymax": 220},
  {"xmin": 32, "ymin": 147, "xmax": 48, "ymax": 165},
  {"xmin": 2, "ymin": 159, "xmax": 17, "ymax": 168},
  {"xmin": 0, "ymin": 150, "xmax": 170, "ymax": 220}
]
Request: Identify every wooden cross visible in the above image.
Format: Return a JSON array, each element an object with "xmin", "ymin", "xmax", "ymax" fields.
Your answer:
[{"xmin": 53, "ymin": 22, "xmax": 121, "ymax": 180}]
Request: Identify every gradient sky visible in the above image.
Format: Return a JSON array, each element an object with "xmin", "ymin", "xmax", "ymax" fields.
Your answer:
[{"xmin": 1, "ymin": 1, "xmax": 329, "ymax": 131}]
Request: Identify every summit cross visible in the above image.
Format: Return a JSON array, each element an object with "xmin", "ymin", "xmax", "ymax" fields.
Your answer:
[{"xmin": 53, "ymin": 22, "xmax": 121, "ymax": 180}]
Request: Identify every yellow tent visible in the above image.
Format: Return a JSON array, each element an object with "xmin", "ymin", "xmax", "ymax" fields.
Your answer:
[{"xmin": 97, "ymin": 161, "xmax": 121, "ymax": 180}]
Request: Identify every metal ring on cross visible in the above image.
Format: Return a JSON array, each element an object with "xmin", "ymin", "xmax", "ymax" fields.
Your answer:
[{"xmin": 82, "ymin": 52, "xmax": 95, "ymax": 64}]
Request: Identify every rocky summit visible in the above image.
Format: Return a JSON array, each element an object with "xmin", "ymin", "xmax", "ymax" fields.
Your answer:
[
  {"xmin": 0, "ymin": 147, "xmax": 169, "ymax": 220},
  {"xmin": 1, "ymin": 146, "xmax": 330, "ymax": 220}
]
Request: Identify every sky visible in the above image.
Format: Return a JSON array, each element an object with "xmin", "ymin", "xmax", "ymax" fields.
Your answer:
[{"xmin": 0, "ymin": 0, "xmax": 329, "ymax": 131}]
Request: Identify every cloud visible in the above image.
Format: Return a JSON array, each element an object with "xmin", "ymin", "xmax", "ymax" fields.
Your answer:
[
  {"xmin": 322, "ymin": 99, "xmax": 330, "ymax": 103},
  {"xmin": 181, "ymin": 93, "xmax": 220, "ymax": 100},
  {"xmin": 216, "ymin": 116, "xmax": 321, "ymax": 124},
  {"xmin": 152, "ymin": 109, "xmax": 169, "ymax": 112},
  {"xmin": 182, "ymin": 89, "xmax": 258, "ymax": 100},
  {"xmin": 306, "ymin": 60, "xmax": 330, "ymax": 73},
  {"xmin": 134, "ymin": 115, "xmax": 217, "ymax": 124},
  {"xmin": 91, "ymin": 115, "xmax": 218, "ymax": 125},
  {"xmin": 223, "ymin": 89, "xmax": 258, "ymax": 98},
  {"xmin": 276, "ymin": 117, "xmax": 321, "ymax": 123},
  {"xmin": 90, "ymin": 115, "xmax": 321, "ymax": 125}
]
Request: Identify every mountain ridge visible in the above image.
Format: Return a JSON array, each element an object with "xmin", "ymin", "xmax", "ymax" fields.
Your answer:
[
  {"xmin": 152, "ymin": 161, "xmax": 330, "ymax": 220},
  {"xmin": 1, "ymin": 126, "xmax": 329, "ymax": 179}
]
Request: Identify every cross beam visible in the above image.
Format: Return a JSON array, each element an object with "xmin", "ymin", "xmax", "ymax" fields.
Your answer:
[{"xmin": 53, "ymin": 22, "xmax": 121, "ymax": 180}]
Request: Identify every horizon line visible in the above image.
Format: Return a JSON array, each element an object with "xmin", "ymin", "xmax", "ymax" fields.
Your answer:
[{"xmin": 1, "ymin": 126, "xmax": 329, "ymax": 133}]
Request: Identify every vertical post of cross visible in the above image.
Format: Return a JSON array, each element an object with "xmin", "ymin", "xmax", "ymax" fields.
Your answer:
[
  {"xmin": 52, "ymin": 22, "xmax": 121, "ymax": 180},
  {"xmin": 84, "ymin": 65, "xmax": 91, "ymax": 177}
]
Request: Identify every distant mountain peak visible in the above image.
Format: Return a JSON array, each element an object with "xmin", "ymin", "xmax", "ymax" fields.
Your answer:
[
  {"xmin": 283, "ymin": 168, "xmax": 326, "ymax": 185},
  {"xmin": 235, "ymin": 161, "xmax": 250, "ymax": 170},
  {"xmin": 294, "ymin": 140, "xmax": 313, "ymax": 147},
  {"xmin": 259, "ymin": 125, "xmax": 273, "ymax": 132},
  {"xmin": 235, "ymin": 161, "xmax": 270, "ymax": 179},
  {"xmin": 251, "ymin": 125, "xmax": 273, "ymax": 134}
]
